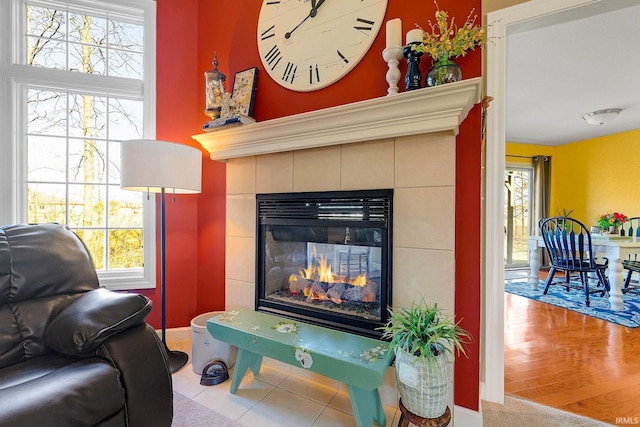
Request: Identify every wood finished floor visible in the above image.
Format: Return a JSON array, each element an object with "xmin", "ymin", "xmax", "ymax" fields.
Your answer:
[{"xmin": 504, "ymin": 280, "xmax": 640, "ymax": 425}]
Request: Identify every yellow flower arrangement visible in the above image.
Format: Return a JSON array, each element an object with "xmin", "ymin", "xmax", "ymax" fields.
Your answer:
[{"xmin": 413, "ymin": 1, "xmax": 486, "ymax": 62}]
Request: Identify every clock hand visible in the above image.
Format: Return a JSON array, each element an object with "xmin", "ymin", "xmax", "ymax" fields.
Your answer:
[
  {"xmin": 285, "ymin": 0, "xmax": 327, "ymax": 39},
  {"xmin": 310, "ymin": 0, "xmax": 325, "ymax": 17},
  {"xmin": 285, "ymin": 15, "xmax": 310, "ymax": 39},
  {"xmin": 311, "ymin": 0, "xmax": 325, "ymax": 15}
]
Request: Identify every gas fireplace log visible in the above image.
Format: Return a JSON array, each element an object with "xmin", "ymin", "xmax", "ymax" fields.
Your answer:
[
  {"xmin": 307, "ymin": 282, "xmax": 328, "ymax": 302},
  {"xmin": 288, "ymin": 274, "xmax": 313, "ymax": 296},
  {"xmin": 343, "ymin": 286, "xmax": 363, "ymax": 302},
  {"xmin": 288, "ymin": 273, "xmax": 378, "ymax": 304},
  {"xmin": 326, "ymin": 283, "xmax": 346, "ymax": 304},
  {"xmin": 343, "ymin": 282, "xmax": 377, "ymax": 303},
  {"xmin": 362, "ymin": 282, "xmax": 377, "ymax": 303}
]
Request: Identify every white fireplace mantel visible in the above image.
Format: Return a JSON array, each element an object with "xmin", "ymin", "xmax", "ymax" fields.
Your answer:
[{"xmin": 193, "ymin": 77, "xmax": 482, "ymax": 161}]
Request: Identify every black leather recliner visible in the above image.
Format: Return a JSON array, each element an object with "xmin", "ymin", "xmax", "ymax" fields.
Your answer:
[{"xmin": 0, "ymin": 223, "xmax": 173, "ymax": 426}]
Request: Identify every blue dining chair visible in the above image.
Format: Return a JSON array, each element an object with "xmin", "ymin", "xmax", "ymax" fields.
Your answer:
[
  {"xmin": 620, "ymin": 216, "xmax": 640, "ymax": 294},
  {"xmin": 538, "ymin": 216, "xmax": 610, "ymax": 306},
  {"xmin": 620, "ymin": 216, "xmax": 640, "ymax": 238}
]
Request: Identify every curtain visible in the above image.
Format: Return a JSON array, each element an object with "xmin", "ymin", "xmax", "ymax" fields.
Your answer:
[
  {"xmin": 531, "ymin": 155, "xmax": 551, "ymax": 235},
  {"xmin": 532, "ymin": 155, "xmax": 551, "ymax": 267}
]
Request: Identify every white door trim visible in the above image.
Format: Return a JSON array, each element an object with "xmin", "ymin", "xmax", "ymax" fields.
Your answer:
[{"xmin": 484, "ymin": 0, "xmax": 620, "ymax": 404}]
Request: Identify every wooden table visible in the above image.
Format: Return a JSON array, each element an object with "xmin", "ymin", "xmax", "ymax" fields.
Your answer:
[
  {"xmin": 207, "ymin": 310, "xmax": 394, "ymax": 427},
  {"xmin": 528, "ymin": 235, "xmax": 640, "ymax": 310}
]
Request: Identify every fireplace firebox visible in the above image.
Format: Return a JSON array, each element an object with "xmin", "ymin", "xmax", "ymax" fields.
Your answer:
[{"xmin": 256, "ymin": 190, "xmax": 392, "ymax": 338}]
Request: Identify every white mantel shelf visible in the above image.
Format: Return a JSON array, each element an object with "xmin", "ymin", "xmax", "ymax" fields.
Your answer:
[{"xmin": 193, "ymin": 77, "xmax": 482, "ymax": 161}]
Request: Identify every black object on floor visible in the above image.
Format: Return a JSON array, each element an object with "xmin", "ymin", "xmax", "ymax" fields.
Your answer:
[{"xmin": 200, "ymin": 360, "xmax": 229, "ymax": 386}]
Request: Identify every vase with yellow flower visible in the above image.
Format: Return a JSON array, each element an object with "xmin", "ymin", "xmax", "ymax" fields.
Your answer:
[{"xmin": 413, "ymin": 2, "xmax": 486, "ymax": 87}]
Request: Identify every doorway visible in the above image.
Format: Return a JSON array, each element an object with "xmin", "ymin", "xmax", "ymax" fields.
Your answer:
[{"xmin": 484, "ymin": 0, "xmax": 628, "ymax": 404}]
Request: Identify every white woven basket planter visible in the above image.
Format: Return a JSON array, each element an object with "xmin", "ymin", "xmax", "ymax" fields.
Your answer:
[{"xmin": 395, "ymin": 348, "xmax": 452, "ymax": 418}]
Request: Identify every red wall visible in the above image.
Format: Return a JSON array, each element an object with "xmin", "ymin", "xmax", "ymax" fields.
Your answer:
[
  {"xmin": 145, "ymin": 0, "xmax": 227, "ymax": 330},
  {"xmin": 155, "ymin": 0, "xmax": 482, "ymax": 412}
]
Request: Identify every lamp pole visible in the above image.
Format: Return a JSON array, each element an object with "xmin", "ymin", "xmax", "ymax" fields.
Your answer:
[
  {"xmin": 161, "ymin": 187, "xmax": 167, "ymax": 344},
  {"xmin": 160, "ymin": 187, "xmax": 189, "ymax": 372}
]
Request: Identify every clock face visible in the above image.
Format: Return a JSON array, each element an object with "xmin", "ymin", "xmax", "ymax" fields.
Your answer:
[{"xmin": 257, "ymin": 0, "xmax": 388, "ymax": 92}]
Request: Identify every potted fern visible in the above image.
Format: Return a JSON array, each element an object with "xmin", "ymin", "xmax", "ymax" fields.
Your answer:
[{"xmin": 378, "ymin": 300, "xmax": 471, "ymax": 418}]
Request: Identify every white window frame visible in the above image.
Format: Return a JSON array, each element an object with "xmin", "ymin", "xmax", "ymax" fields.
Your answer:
[
  {"xmin": 0, "ymin": 0, "xmax": 157, "ymax": 290},
  {"xmin": 504, "ymin": 162, "xmax": 534, "ymax": 269}
]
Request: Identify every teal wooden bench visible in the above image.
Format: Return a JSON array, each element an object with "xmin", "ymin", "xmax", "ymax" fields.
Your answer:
[{"xmin": 207, "ymin": 310, "xmax": 394, "ymax": 427}]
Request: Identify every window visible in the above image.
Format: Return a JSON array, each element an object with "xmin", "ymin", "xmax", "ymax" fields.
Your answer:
[
  {"xmin": 0, "ymin": 0, "xmax": 157, "ymax": 289},
  {"xmin": 504, "ymin": 165, "xmax": 532, "ymax": 268}
]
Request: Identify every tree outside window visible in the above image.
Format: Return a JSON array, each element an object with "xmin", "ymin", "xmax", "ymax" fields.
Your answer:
[{"xmin": 23, "ymin": 2, "xmax": 148, "ymax": 273}]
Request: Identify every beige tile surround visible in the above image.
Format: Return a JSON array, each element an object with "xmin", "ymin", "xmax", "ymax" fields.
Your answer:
[{"xmin": 224, "ymin": 131, "xmax": 456, "ymax": 409}]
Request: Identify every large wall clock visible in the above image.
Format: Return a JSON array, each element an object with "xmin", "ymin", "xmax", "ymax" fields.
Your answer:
[{"xmin": 257, "ymin": 0, "xmax": 388, "ymax": 92}]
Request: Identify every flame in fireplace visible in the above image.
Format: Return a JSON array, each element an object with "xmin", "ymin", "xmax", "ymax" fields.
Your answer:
[
  {"xmin": 350, "ymin": 273, "xmax": 367, "ymax": 287},
  {"xmin": 287, "ymin": 256, "xmax": 374, "ymax": 304},
  {"xmin": 297, "ymin": 256, "xmax": 367, "ymax": 287},
  {"xmin": 302, "ymin": 257, "xmax": 335, "ymax": 283}
]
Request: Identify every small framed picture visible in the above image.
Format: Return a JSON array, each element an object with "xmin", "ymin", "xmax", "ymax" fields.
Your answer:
[{"xmin": 231, "ymin": 67, "xmax": 258, "ymax": 118}]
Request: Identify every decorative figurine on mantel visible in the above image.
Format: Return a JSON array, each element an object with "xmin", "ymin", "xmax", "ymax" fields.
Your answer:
[
  {"xmin": 404, "ymin": 28, "xmax": 424, "ymax": 90},
  {"xmin": 201, "ymin": 53, "xmax": 258, "ymax": 133},
  {"xmin": 218, "ymin": 92, "xmax": 237, "ymax": 120},
  {"xmin": 204, "ymin": 52, "xmax": 227, "ymax": 119},
  {"xmin": 382, "ymin": 18, "xmax": 404, "ymax": 95}
]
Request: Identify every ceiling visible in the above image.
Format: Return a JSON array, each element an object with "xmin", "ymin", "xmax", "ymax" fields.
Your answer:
[{"xmin": 505, "ymin": 1, "xmax": 640, "ymax": 146}]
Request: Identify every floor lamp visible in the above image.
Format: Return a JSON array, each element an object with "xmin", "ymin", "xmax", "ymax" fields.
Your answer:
[{"xmin": 120, "ymin": 139, "xmax": 202, "ymax": 373}]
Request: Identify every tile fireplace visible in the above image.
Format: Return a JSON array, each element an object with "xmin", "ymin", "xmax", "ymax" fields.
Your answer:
[
  {"xmin": 192, "ymin": 77, "xmax": 481, "ymax": 343},
  {"xmin": 256, "ymin": 190, "xmax": 393, "ymax": 337}
]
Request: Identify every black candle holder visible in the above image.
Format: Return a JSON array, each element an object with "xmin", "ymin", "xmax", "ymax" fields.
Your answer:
[{"xmin": 403, "ymin": 42, "xmax": 424, "ymax": 91}]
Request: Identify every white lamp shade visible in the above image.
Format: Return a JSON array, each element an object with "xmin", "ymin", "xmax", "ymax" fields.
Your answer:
[{"xmin": 120, "ymin": 139, "xmax": 202, "ymax": 193}]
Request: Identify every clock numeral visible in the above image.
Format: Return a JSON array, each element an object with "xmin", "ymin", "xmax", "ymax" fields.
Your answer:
[
  {"xmin": 282, "ymin": 62, "xmax": 297, "ymax": 83},
  {"xmin": 260, "ymin": 25, "xmax": 276, "ymax": 41},
  {"xmin": 309, "ymin": 64, "xmax": 320, "ymax": 85},
  {"xmin": 354, "ymin": 17, "xmax": 375, "ymax": 34},
  {"xmin": 265, "ymin": 1, "xmax": 280, "ymax": 4},
  {"xmin": 264, "ymin": 45, "xmax": 283, "ymax": 70},
  {"xmin": 337, "ymin": 50, "xmax": 349, "ymax": 65}
]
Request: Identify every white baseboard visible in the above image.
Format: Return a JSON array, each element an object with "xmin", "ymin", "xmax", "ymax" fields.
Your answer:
[{"xmin": 454, "ymin": 405, "xmax": 483, "ymax": 427}]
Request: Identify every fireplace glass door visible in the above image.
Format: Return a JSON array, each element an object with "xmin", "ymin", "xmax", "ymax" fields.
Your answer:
[{"xmin": 256, "ymin": 190, "xmax": 392, "ymax": 337}]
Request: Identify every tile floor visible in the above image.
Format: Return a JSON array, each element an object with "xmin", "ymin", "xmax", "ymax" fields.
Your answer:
[{"xmin": 167, "ymin": 333, "xmax": 401, "ymax": 427}]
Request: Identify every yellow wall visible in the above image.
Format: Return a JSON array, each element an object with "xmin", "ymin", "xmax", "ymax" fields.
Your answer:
[
  {"xmin": 506, "ymin": 129, "xmax": 640, "ymax": 227},
  {"xmin": 556, "ymin": 129, "xmax": 640, "ymax": 227}
]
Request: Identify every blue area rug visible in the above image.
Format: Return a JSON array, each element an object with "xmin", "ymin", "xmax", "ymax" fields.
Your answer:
[{"xmin": 505, "ymin": 280, "xmax": 640, "ymax": 328}]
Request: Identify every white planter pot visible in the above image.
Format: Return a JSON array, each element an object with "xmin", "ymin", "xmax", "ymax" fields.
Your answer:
[{"xmin": 395, "ymin": 348, "xmax": 452, "ymax": 418}]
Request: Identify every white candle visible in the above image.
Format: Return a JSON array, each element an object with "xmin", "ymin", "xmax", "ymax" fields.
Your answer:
[
  {"xmin": 385, "ymin": 18, "xmax": 402, "ymax": 49},
  {"xmin": 406, "ymin": 28, "xmax": 423, "ymax": 45}
]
